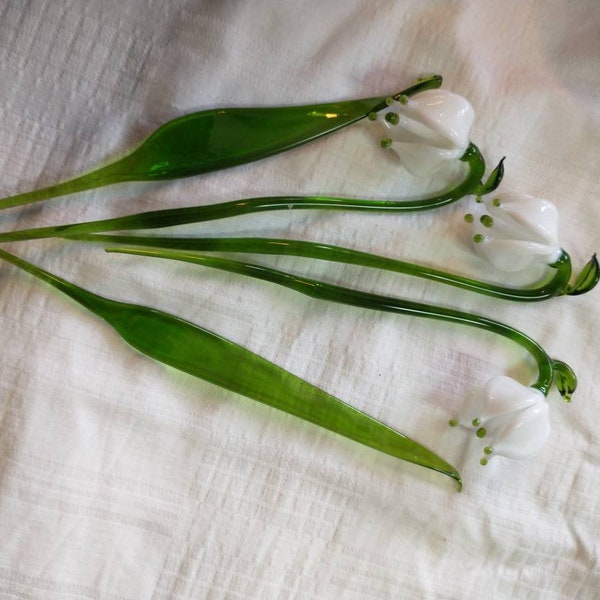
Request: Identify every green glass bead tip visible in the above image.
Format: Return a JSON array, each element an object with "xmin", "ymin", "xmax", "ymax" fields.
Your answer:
[
  {"xmin": 384, "ymin": 112, "xmax": 399, "ymax": 125},
  {"xmin": 0, "ymin": 248, "xmax": 461, "ymax": 490},
  {"xmin": 0, "ymin": 75, "xmax": 443, "ymax": 211},
  {"xmin": 480, "ymin": 214, "xmax": 494, "ymax": 227}
]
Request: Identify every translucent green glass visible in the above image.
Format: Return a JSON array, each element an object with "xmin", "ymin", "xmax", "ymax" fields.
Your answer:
[
  {"xmin": 107, "ymin": 245, "xmax": 576, "ymax": 400},
  {"xmin": 0, "ymin": 248, "xmax": 461, "ymax": 489},
  {"xmin": 0, "ymin": 144, "xmax": 502, "ymax": 247},
  {"xmin": 65, "ymin": 236, "xmax": 597, "ymax": 301},
  {"xmin": 0, "ymin": 76, "xmax": 442, "ymax": 211}
]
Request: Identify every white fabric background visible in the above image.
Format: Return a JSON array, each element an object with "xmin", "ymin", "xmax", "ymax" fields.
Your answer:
[{"xmin": 1, "ymin": 1, "xmax": 599, "ymax": 598}]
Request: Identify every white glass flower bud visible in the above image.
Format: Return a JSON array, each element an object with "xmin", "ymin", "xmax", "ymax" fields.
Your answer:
[
  {"xmin": 376, "ymin": 89, "xmax": 474, "ymax": 176},
  {"xmin": 468, "ymin": 192, "xmax": 563, "ymax": 272},
  {"xmin": 453, "ymin": 376, "xmax": 550, "ymax": 462}
]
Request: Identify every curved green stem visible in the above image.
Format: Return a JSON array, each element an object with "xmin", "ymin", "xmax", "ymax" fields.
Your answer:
[
  {"xmin": 0, "ymin": 247, "xmax": 461, "ymax": 489},
  {"xmin": 106, "ymin": 246, "xmax": 564, "ymax": 398},
  {"xmin": 0, "ymin": 144, "xmax": 490, "ymax": 246},
  {"xmin": 0, "ymin": 76, "xmax": 442, "ymax": 211},
  {"xmin": 62, "ymin": 234, "xmax": 573, "ymax": 302}
]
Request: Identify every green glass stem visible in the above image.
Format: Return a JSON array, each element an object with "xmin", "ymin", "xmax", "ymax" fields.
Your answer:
[
  {"xmin": 107, "ymin": 246, "xmax": 570, "ymax": 399},
  {"xmin": 0, "ymin": 247, "xmax": 461, "ymax": 488},
  {"xmin": 0, "ymin": 143, "xmax": 491, "ymax": 247},
  {"xmin": 66, "ymin": 234, "xmax": 577, "ymax": 301},
  {"xmin": 0, "ymin": 76, "xmax": 442, "ymax": 211}
]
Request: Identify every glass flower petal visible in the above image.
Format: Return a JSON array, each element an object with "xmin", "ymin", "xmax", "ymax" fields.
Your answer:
[{"xmin": 377, "ymin": 89, "xmax": 474, "ymax": 176}]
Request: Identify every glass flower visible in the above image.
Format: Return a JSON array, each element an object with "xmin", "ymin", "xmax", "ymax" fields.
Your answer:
[
  {"xmin": 467, "ymin": 191, "xmax": 563, "ymax": 272},
  {"xmin": 376, "ymin": 89, "xmax": 474, "ymax": 176},
  {"xmin": 0, "ymin": 75, "xmax": 446, "ymax": 211},
  {"xmin": 452, "ymin": 376, "xmax": 550, "ymax": 464}
]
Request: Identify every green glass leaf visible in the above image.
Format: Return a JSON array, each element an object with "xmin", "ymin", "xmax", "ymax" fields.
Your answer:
[
  {"xmin": 0, "ymin": 247, "xmax": 461, "ymax": 489},
  {"xmin": 0, "ymin": 75, "xmax": 442, "ymax": 211},
  {"xmin": 566, "ymin": 254, "xmax": 600, "ymax": 296}
]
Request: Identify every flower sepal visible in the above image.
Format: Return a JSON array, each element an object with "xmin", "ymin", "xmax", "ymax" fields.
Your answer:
[
  {"xmin": 553, "ymin": 360, "xmax": 577, "ymax": 402},
  {"xmin": 475, "ymin": 156, "xmax": 505, "ymax": 196},
  {"xmin": 566, "ymin": 253, "xmax": 600, "ymax": 296}
]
